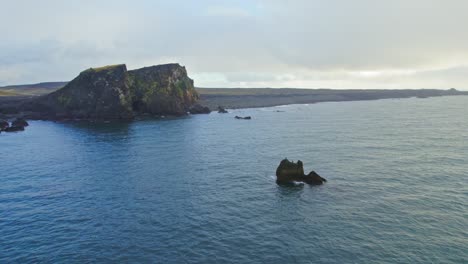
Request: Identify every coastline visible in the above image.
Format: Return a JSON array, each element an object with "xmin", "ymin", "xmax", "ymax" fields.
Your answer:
[
  {"xmin": 197, "ymin": 88, "xmax": 468, "ymax": 110},
  {"xmin": 1, "ymin": 87, "xmax": 467, "ymax": 121},
  {"xmin": 219, "ymin": 95, "xmax": 468, "ymax": 111}
]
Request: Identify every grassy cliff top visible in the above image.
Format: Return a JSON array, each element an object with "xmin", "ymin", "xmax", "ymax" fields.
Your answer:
[
  {"xmin": 0, "ymin": 90, "xmax": 18, "ymax": 96},
  {"xmin": 84, "ymin": 64, "xmax": 127, "ymax": 73}
]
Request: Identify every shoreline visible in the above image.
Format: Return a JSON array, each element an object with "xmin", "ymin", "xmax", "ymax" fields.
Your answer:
[
  {"xmin": 223, "ymin": 95, "xmax": 468, "ymax": 110},
  {"xmin": 197, "ymin": 88, "xmax": 468, "ymax": 110},
  {"xmin": 1, "ymin": 88, "xmax": 467, "ymax": 121},
  {"xmin": 219, "ymin": 94, "xmax": 468, "ymax": 113}
]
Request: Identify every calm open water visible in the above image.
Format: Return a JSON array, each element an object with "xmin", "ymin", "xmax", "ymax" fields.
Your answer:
[{"xmin": 1, "ymin": 96, "xmax": 467, "ymax": 263}]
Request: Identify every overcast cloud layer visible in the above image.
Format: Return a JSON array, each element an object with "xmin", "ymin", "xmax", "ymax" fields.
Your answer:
[{"xmin": 1, "ymin": 0, "xmax": 468, "ymax": 89}]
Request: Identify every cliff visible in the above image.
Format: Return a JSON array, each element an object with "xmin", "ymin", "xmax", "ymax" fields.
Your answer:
[
  {"xmin": 28, "ymin": 63, "xmax": 199, "ymax": 119},
  {"xmin": 128, "ymin": 64, "xmax": 198, "ymax": 115}
]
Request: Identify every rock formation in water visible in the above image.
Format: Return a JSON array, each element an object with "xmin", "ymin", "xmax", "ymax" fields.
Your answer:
[
  {"xmin": 276, "ymin": 159, "xmax": 327, "ymax": 185},
  {"xmin": 27, "ymin": 63, "xmax": 204, "ymax": 120},
  {"xmin": 1, "ymin": 118, "xmax": 28, "ymax": 132},
  {"xmin": 4, "ymin": 126, "xmax": 25, "ymax": 132},
  {"xmin": 235, "ymin": 116, "xmax": 251, "ymax": 120},
  {"xmin": 0, "ymin": 120, "xmax": 8, "ymax": 130},
  {"xmin": 12, "ymin": 118, "xmax": 28, "ymax": 127},
  {"xmin": 189, "ymin": 104, "xmax": 211, "ymax": 114},
  {"xmin": 217, "ymin": 106, "xmax": 228, "ymax": 113}
]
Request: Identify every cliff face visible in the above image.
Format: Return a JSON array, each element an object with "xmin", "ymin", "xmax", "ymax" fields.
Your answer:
[
  {"xmin": 31, "ymin": 63, "xmax": 199, "ymax": 119},
  {"xmin": 128, "ymin": 64, "xmax": 198, "ymax": 115}
]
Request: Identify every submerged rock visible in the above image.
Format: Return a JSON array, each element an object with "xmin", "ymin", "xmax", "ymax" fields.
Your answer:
[
  {"xmin": 218, "ymin": 106, "xmax": 228, "ymax": 113},
  {"xmin": 235, "ymin": 116, "xmax": 251, "ymax": 120},
  {"xmin": 189, "ymin": 104, "xmax": 211, "ymax": 114},
  {"xmin": 276, "ymin": 159, "xmax": 326, "ymax": 185}
]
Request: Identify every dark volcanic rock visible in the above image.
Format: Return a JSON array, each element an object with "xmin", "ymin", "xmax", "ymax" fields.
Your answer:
[
  {"xmin": 276, "ymin": 159, "xmax": 326, "ymax": 185},
  {"xmin": 28, "ymin": 63, "xmax": 199, "ymax": 120},
  {"xmin": 0, "ymin": 120, "xmax": 8, "ymax": 130},
  {"xmin": 218, "ymin": 106, "xmax": 228, "ymax": 113},
  {"xmin": 189, "ymin": 104, "xmax": 211, "ymax": 114},
  {"xmin": 12, "ymin": 118, "xmax": 28, "ymax": 127},
  {"xmin": 235, "ymin": 116, "xmax": 251, "ymax": 120},
  {"xmin": 4, "ymin": 126, "xmax": 25, "ymax": 132},
  {"xmin": 31, "ymin": 64, "xmax": 134, "ymax": 120},
  {"xmin": 303, "ymin": 171, "xmax": 327, "ymax": 185}
]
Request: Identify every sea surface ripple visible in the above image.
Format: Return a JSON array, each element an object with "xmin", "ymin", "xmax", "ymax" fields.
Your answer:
[{"xmin": 1, "ymin": 96, "xmax": 467, "ymax": 263}]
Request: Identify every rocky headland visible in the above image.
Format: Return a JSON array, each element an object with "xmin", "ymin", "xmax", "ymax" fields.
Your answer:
[{"xmin": 3, "ymin": 63, "xmax": 207, "ymax": 120}]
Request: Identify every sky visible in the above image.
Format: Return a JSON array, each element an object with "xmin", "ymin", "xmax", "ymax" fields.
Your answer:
[{"xmin": 1, "ymin": 0, "xmax": 468, "ymax": 89}]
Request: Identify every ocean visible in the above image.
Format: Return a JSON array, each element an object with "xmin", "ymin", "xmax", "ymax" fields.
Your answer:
[{"xmin": 1, "ymin": 96, "xmax": 467, "ymax": 263}]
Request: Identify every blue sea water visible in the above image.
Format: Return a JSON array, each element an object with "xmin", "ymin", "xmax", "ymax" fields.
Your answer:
[{"xmin": 1, "ymin": 96, "xmax": 467, "ymax": 263}]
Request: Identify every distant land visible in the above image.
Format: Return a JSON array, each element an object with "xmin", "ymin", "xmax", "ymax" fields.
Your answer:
[
  {"xmin": 196, "ymin": 87, "xmax": 467, "ymax": 109},
  {"xmin": 0, "ymin": 82, "xmax": 67, "ymax": 96},
  {"xmin": 1, "ymin": 82, "xmax": 466, "ymax": 109}
]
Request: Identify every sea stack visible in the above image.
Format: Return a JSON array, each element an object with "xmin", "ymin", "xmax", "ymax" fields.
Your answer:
[
  {"xmin": 27, "ymin": 63, "xmax": 203, "ymax": 120},
  {"xmin": 276, "ymin": 159, "xmax": 327, "ymax": 185},
  {"xmin": 217, "ymin": 106, "xmax": 228, "ymax": 113}
]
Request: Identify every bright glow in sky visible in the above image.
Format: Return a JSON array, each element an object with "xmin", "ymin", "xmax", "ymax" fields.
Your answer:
[{"xmin": 1, "ymin": 0, "xmax": 468, "ymax": 89}]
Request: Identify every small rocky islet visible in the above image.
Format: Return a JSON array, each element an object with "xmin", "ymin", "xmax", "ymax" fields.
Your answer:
[
  {"xmin": 0, "ymin": 118, "xmax": 29, "ymax": 133},
  {"xmin": 276, "ymin": 159, "xmax": 327, "ymax": 185},
  {"xmin": 217, "ymin": 106, "xmax": 228, "ymax": 113},
  {"xmin": 188, "ymin": 104, "xmax": 211, "ymax": 114}
]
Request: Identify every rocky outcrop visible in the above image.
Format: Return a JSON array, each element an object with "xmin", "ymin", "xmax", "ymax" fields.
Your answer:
[
  {"xmin": 0, "ymin": 118, "xmax": 28, "ymax": 133},
  {"xmin": 217, "ymin": 106, "xmax": 228, "ymax": 113},
  {"xmin": 0, "ymin": 120, "xmax": 8, "ymax": 130},
  {"xmin": 12, "ymin": 118, "xmax": 28, "ymax": 127},
  {"xmin": 4, "ymin": 126, "xmax": 25, "ymax": 132},
  {"xmin": 189, "ymin": 104, "xmax": 211, "ymax": 114},
  {"xmin": 27, "ymin": 63, "xmax": 204, "ymax": 120},
  {"xmin": 276, "ymin": 159, "xmax": 326, "ymax": 185}
]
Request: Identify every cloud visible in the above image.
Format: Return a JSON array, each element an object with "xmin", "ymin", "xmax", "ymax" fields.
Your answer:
[{"xmin": 0, "ymin": 0, "xmax": 467, "ymax": 89}]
